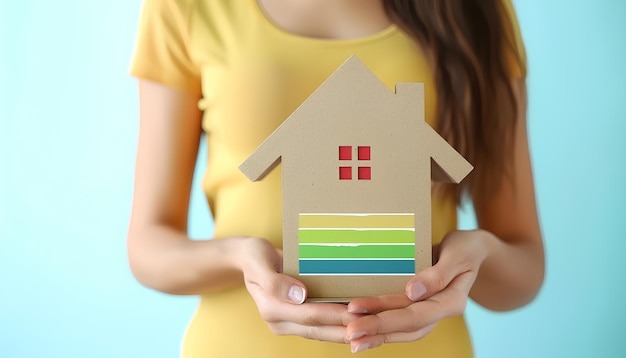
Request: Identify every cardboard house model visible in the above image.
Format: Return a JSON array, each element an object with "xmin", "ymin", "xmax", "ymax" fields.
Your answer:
[{"xmin": 240, "ymin": 56, "xmax": 473, "ymax": 302}]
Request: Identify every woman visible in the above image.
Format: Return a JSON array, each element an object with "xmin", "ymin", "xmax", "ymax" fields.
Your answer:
[{"xmin": 128, "ymin": 0, "xmax": 544, "ymax": 356}]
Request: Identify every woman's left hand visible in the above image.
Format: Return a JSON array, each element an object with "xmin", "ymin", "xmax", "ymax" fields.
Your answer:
[{"xmin": 344, "ymin": 230, "xmax": 489, "ymax": 353}]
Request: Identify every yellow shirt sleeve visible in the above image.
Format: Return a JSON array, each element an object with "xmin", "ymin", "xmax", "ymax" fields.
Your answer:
[{"xmin": 130, "ymin": 0, "xmax": 201, "ymax": 94}]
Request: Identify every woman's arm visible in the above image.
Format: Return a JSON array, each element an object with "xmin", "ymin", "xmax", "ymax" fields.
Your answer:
[
  {"xmin": 127, "ymin": 80, "xmax": 244, "ymax": 295},
  {"xmin": 469, "ymin": 79, "xmax": 544, "ymax": 310}
]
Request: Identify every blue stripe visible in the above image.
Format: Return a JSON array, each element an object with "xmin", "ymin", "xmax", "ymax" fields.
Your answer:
[{"xmin": 299, "ymin": 259, "xmax": 415, "ymax": 275}]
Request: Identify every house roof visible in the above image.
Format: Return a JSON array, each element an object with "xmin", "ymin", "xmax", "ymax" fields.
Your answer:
[{"xmin": 240, "ymin": 55, "xmax": 472, "ymax": 185}]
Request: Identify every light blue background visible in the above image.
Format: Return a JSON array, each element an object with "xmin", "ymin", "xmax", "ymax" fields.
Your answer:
[{"xmin": 1, "ymin": 1, "xmax": 624, "ymax": 357}]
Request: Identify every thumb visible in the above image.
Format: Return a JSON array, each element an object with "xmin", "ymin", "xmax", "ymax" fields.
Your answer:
[
  {"xmin": 405, "ymin": 232, "xmax": 480, "ymax": 301},
  {"xmin": 405, "ymin": 257, "xmax": 461, "ymax": 302},
  {"xmin": 261, "ymin": 272, "xmax": 307, "ymax": 305},
  {"xmin": 241, "ymin": 238, "xmax": 308, "ymax": 304},
  {"xmin": 264, "ymin": 267, "xmax": 307, "ymax": 304},
  {"xmin": 242, "ymin": 252, "xmax": 308, "ymax": 305},
  {"xmin": 286, "ymin": 282, "xmax": 307, "ymax": 304}
]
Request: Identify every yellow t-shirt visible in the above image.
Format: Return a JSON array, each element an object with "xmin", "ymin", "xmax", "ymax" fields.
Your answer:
[{"xmin": 130, "ymin": 0, "xmax": 524, "ymax": 356}]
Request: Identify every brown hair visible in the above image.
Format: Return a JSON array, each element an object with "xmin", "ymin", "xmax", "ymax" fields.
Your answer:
[{"xmin": 384, "ymin": 0, "xmax": 526, "ymax": 203}]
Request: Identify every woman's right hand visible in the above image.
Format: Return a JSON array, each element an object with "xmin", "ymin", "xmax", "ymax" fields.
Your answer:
[{"xmin": 240, "ymin": 237, "xmax": 356, "ymax": 343}]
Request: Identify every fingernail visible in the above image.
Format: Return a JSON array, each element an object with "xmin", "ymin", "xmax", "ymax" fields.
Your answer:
[
  {"xmin": 409, "ymin": 282, "xmax": 427, "ymax": 301},
  {"xmin": 347, "ymin": 306, "xmax": 368, "ymax": 314},
  {"xmin": 347, "ymin": 331, "xmax": 366, "ymax": 340},
  {"xmin": 351, "ymin": 342, "xmax": 371, "ymax": 353},
  {"xmin": 288, "ymin": 285, "xmax": 305, "ymax": 304}
]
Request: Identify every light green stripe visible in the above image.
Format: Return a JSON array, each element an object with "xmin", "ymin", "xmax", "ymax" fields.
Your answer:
[
  {"xmin": 299, "ymin": 244, "xmax": 415, "ymax": 259},
  {"xmin": 299, "ymin": 214, "xmax": 413, "ymax": 229},
  {"xmin": 298, "ymin": 229, "xmax": 414, "ymax": 244}
]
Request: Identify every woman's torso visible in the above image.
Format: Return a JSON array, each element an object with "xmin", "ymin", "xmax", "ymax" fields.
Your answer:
[{"xmin": 177, "ymin": 0, "xmax": 473, "ymax": 357}]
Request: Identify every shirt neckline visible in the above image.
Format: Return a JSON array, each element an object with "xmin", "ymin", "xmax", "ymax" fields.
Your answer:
[{"xmin": 253, "ymin": 0, "xmax": 399, "ymax": 46}]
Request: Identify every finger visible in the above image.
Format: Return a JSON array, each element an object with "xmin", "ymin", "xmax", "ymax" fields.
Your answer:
[
  {"xmin": 405, "ymin": 241, "xmax": 475, "ymax": 301},
  {"xmin": 257, "ymin": 298, "xmax": 358, "ymax": 327},
  {"xmin": 348, "ymin": 272, "xmax": 475, "ymax": 337},
  {"xmin": 347, "ymin": 302, "xmax": 429, "ymax": 337},
  {"xmin": 268, "ymin": 321, "xmax": 349, "ymax": 344},
  {"xmin": 349, "ymin": 323, "xmax": 438, "ymax": 353},
  {"xmin": 347, "ymin": 294, "xmax": 413, "ymax": 314}
]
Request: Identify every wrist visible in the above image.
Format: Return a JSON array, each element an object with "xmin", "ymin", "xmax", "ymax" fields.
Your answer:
[
  {"xmin": 442, "ymin": 229, "xmax": 493, "ymax": 267},
  {"xmin": 188, "ymin": 237, "xmax": 250, "ymax": 289},
  {"xmin": 211, "ymin": 236, "xmax": 252, "ymax": 274},
  {"xmin": 473, "ymin": 229, "xmax": 496, "ymax": 265},
  {"xmin": 234, "ymin": 236, "xmax": 279, "ymax": 276}
]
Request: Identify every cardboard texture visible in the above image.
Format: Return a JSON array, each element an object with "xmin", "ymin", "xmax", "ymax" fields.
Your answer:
[{"xmin": 239, "ymin": 56, "xmax": 473, "ymax": 301}]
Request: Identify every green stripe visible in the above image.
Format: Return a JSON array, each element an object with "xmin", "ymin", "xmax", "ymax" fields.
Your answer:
[
  {"xmin": 299, "ymin": 214, "xmax": 413, "ymax": 229},
  {"xmin": 298, "ymin": 229, "xmax": 414, "ymax": 244},
  {"xmin": 299, "ymin": 244, "xmax": 415, "ymax": 259}
]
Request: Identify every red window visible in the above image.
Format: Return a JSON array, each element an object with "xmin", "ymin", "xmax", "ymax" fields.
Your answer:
[
  {"xmin": 339, "ymin": 166, "xmax": 352, "ymax": 180},
  {"xmin": 339, "ymin": 146, "xmax": 352, "ymax": 160},
  {"xmin": 358, "ymin": 166, "xmax": 371, "ymax": 180},
  {"xmin": 358, "ymin": 146, "xmax": 370, "ymax": 160},
  {"xmin": 339, "ymin": 146, "xmax": 371, "ymax": 180}
]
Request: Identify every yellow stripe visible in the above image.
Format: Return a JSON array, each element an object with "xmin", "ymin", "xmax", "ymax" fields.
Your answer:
[{"xmin": 299, "ymin": 214, "xmax": 414, "ymax": 229}]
